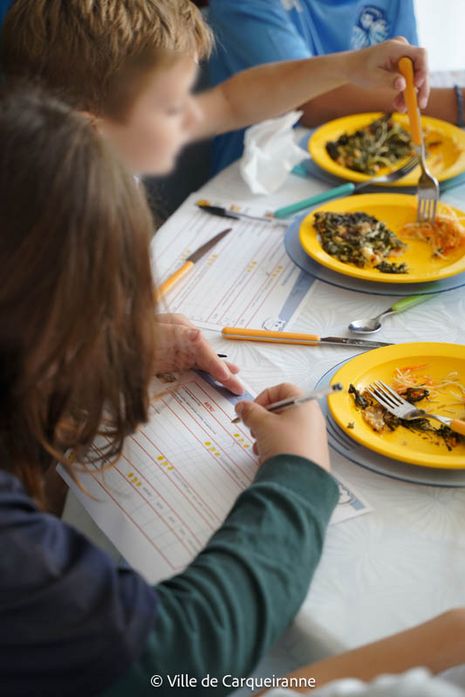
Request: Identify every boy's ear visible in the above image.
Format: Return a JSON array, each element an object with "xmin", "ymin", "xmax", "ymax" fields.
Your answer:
[{"xmin": 79, "ymin": 110, "xmax": 102, "ymax": 131}]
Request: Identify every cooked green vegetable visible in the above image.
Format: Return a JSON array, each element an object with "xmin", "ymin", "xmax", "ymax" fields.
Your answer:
[
  {"xmin": 375, "ymin": 260, "xmax": 409, "ymax": 274},
  {"xmin": 349, "ymin": 385, "xmax": 464, "ymax": 450},
  {"xmin": 349, "ymin": 384, "xmax": 369, "ymax": 409},
  {"xmin": 326, "ymin": 114, "xmax": 414, "ymax": 175},
  {"xmin": 405, "ymin": 387, "xmax": 430, "ymax": 402},
  {"xmin": 313, "ymin": 211, "xmax": 408, "ymax": 273}
]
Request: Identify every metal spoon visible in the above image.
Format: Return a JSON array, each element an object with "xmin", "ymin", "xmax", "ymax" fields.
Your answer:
[{"xmin": 349, "ymin": 295, "xmax": 430, "ymax": 334}]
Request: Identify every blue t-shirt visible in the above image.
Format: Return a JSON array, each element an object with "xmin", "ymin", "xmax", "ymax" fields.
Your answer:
[
  {"xmin": 0, "ymin": 0, "xmax": 13, "ymax": 26},
  {"xmin": 0, "ymin": 467, "xmax": 158, "ymax": 697},
  {"xmin": 208, "ymin": 0, "xmax": 419, "ymax": 172}
]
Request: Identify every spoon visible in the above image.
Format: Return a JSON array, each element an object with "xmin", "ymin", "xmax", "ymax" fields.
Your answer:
[{"xmin": 349, "ymin": 295, "xmax": 430, "ymax": 334}]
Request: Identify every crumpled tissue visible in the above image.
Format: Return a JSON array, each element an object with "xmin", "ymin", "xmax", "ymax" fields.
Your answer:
[{"xmin": 240, "ymin": 111, "xmax": 308, "ymax": 195}]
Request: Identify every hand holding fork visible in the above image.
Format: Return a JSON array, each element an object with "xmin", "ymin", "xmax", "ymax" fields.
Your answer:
[{"xmin": 399, "ymin": 56, "xmax": 439, "ymax": 223}]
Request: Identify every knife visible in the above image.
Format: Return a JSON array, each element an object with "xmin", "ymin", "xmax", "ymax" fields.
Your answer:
[
  {"xmin": 156, "ymin": 227, "xmax": 232, "ymax": 299},
  {"xmin": 222, "ymin": 327, "xmax": 391, "ymax": 349}
]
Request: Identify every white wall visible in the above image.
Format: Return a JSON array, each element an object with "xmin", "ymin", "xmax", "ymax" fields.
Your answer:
[{"xmin": 415, "ymin": 0, "xmax": 465, "ymax": 70}]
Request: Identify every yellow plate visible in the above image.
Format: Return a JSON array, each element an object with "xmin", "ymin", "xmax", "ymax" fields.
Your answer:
[
  {"xmin": 309, "ymin": 112, "xmax": 465, "ymax": 186},
  {"xmin": 299, "ymin": 193, "xmax": 465, "ymax": 284},
  {"xmin": 329, "ymin": 343, "xmax": 465, "ymax": 469}
]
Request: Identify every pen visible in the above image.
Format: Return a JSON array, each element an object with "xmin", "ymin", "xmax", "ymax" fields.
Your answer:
[
  {"xmin": 196, "ymin": 201, "xmax": 291, "ymax": 227},
  {"xmin": 232, "ymin": 384, "xmax": 343, "ymax": 423}
]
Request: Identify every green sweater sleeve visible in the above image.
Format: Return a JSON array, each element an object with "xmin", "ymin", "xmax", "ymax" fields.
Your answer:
[{"xmin": 102, "ymin": 455, "xmax": 339, "ymax": 697}]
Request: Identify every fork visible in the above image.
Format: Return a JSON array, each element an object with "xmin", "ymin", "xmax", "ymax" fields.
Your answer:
[
  {"xmin": 399, "ymin": 57, "xmax": 439, "ymax": 223},
  {"xmin": 273, "ymin": 157, "xmax": 418, "ymax": 219},
  {"xmin": 366, "ymin": 380, "xmax": 465, "ymax": 436}
]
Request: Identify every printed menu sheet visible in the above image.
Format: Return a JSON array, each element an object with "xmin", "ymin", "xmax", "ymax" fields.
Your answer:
[
  {"xmin": 152, "ymin": 195, "xmax": 316, "ymax": 331},
  {"xmin": 61, "ymin": 372, "xmax": 371, "ymax": 583}
]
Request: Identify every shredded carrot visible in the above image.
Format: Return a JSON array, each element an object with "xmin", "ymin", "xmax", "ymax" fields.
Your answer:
[
  {"xmin": 392, "ymin": 366, "xmax": 465, "ymax": 407},
  {"xmin": 400, "ymin": 206, "xmax": 465, "ymax": 258}
]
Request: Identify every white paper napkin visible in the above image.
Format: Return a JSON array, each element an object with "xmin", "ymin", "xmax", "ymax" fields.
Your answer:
[{"xmin": 240, "ymin": 110, "xmax": 309, "ymax": 195}]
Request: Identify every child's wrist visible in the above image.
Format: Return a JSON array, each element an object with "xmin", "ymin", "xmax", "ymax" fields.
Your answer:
[
  {"xmin": 333, "ymin": 50, "xmax": 355, "ymax": 86},
  {"xmin": 307, "ymin": 52, "xmax": 351, "ymax": 91}
]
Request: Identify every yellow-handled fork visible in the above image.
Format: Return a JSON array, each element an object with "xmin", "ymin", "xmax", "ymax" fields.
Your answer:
[{"xmin": 399, "ymin": 56, "xmax": 439, "ymax": 223}]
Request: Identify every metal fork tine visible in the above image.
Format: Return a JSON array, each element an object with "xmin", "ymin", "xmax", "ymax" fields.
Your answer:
[
  {"xmin": 375, "ymin": 380, "xmax": 404, "ymax": 404},
  {"xmin": 416, "ymin": 166, "xmax": 439, "ymax": 223},
  {"xmin": 417, "ymin": 200, "xmax": 423, "ymax": 222},
  {"xmin": 373, "ymin": 387, "xmax": 398, "ymax": 408},
  {"xmin": 417, "ymin": 199, "xmax": 427, "ymax": 223},
  {"xmin": 426, "ymin": 199, "xmax": 433, "ymax": 222},
  {"xmin": 366, "ymin": 386, "xmax": 397, "ymax": 414},
  {"xmin": 373, "ymin": 381, "xmax": 400, "ymax": 404},
  {"xmin": 367, "ymin": 384, "xmax": 397, "ymax": 409},
  {"xmin": 374, "ymin": 391, "xmax": 396, "ymax": 408},
  {"xmin": 366, "ymin": 387, "xmax": 388, "ymax": 407}
]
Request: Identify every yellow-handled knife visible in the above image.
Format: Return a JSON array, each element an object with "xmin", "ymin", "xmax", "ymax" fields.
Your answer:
[
  {"xmin": 222, "ymin": 327, "xmax": 391, "ymax": 349},
  {"xmin": 156, "ymin": 227, "xmax": 232, "ymax": 299}
]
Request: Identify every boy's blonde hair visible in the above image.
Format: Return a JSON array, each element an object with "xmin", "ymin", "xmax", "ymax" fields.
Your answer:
[{"xmin": 2, "ymin": 0, "xmax": 213, "ymax": 117}]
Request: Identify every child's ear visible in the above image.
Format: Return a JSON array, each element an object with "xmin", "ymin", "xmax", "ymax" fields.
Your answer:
[{"xmin": 79, "ymin": 111, "xmax": 102, "ymax": 131}]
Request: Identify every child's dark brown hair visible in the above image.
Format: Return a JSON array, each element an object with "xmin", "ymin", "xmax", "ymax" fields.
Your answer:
[{"xmin": 0, "ymin": 87, "xmax": 156, "ymax": 504}]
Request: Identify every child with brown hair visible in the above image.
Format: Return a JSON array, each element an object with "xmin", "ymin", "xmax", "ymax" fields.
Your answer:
[
  {"xmin": 0, "ymin": 84, "xmax": 337, "ymax": 696},
  {"xmin": 2, "ymin": 85, "xmax": 465, "ymax": 697},
  {"xmin": 2, "ymin": 0, "xmax": 429, "ymax": 176},
  {"xmin": 0, "ymin": 0, "xmax": 430, "ymax": 395}
]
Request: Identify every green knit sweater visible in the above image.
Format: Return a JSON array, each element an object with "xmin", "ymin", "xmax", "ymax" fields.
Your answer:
[{"xmin": 102, "ymin": 455, "xmax": 339, "ymax": 697}]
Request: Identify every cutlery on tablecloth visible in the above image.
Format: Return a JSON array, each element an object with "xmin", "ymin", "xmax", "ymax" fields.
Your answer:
[
  {"xmin": 222, "ymin": 327, "xmax": 391, "ymax": 349},
  {"xmin": 156, "ymin": 227, "xmax": 232, "ymax": 299},
  {"xmin": 348, "ymin": 294, "xmax": 430, "ymax": 334},
  {"xmin": 196, "ymin": 200, "xmax": 291, "ymax": 226},
  {"xmin": 273, "ymin": 157, "xmax": 418, "ymax": 219}
]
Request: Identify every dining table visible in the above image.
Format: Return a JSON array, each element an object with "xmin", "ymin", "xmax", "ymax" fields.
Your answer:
[{"xmin": 63, "ymin": 72, "xmax": 465, "ymax": 685}]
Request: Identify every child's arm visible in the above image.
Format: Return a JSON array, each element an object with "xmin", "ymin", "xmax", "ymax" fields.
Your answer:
[
  {"xmin": 260, "ymin": 609, "xmax": 465, "ymax": 694},
  {"xmin": 299, "ymin": 84, "xmax": 461, "ymax": 130},
  {"xmin": 193, "ymin": 39, "xmax": 428, "ymax": 140},
  {"xmin": 104, "ymin": 386, "xmax": 339, "ymax": 696}
]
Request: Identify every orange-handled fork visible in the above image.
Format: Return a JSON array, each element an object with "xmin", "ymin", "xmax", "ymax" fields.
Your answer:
[{"xmin": 398, "ymin": 56, "xmax": 439, "ymax": 223}]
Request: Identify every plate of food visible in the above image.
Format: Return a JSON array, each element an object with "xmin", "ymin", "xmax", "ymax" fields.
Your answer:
[
  {"xmin": 328, "ymin": 343, "xmax": 465, "ymax": 469},
  {"xmin": 299, "ymin": 193, "xmax": 465, "ymax": 283},
  {"xmin": 309, "ymin": 113, "xmax": 465, "ymax": 186}
]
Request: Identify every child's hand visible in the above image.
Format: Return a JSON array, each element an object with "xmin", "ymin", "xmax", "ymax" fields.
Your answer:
[
  {"xmin": 235, "ymin": 383, "xmax": 331, "ymax": 472},
  {"xmin": 154, "ymin": 313, "xmax": 244, "ymax": 395},
  {"xmin": 346, "ymin": 37, "xmax": 429, "ymax": 111}
]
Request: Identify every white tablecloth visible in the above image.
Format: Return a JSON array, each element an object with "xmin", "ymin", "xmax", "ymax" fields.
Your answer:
[
  {"xmin": 64, "ymin": 87, "xmax": 465, "ymax": 675},
  {"xmin": 191, "ymin": 146, "xmax": 465, "ymax": 661},
  {"xmin": 65, "ymin": 150, "xmax": 465, "ymax": 667}
]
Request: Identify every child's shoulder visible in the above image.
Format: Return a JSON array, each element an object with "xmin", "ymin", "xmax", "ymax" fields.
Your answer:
[{"xmin": 0, "ymin": 467, "xmax": 158, "ymax": 696}]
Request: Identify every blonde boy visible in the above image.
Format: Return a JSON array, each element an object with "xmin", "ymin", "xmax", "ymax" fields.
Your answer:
[
  {"xmin": 1, "ymin": 0, "xmax": 429, "ymax": 391},
  {"xmin": 3, "ymin": 0, "xmax": 428, "ymax": 176}
]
